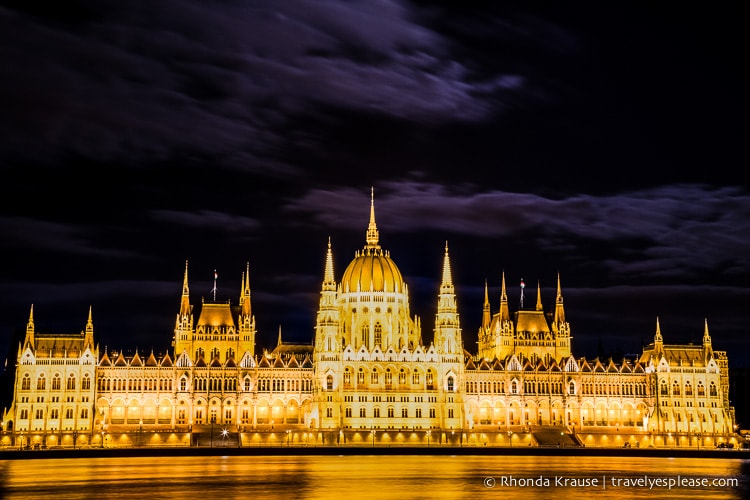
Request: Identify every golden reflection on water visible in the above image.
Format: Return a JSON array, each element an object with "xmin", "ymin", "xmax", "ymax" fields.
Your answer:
[{"xmin": 0, "ymin": 455, "xmax": 748, "ymax": 499}]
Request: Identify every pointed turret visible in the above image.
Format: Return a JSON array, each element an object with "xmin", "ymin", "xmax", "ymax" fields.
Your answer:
[
  {"xmin": 365, "ymin": 187, "xmax": 380, "ymax": 248},
  {"xmin": 551, "ymin": 273, "xmax": 571, "ymax": 345},
  {"xmin": 481, "ymin": 280, "xmax": 491, "ymax": 329},
  {"xmin": 499, "ymin": 272, "xmax": 510, "ymax": 322},
  {"xmin": 239, "ymin": 262, "xmax": 252, "ymax": 317},
  {"xmin": 314, "ymin": 237, "xmax": 341, "ymax": 355},
  {"xmin": 435, "ymin": 242, "xmax": 461, "ymax": 355},
  {"xmin": 84, "ymin": 305, "xmax": 94, "ymax": 346},
  {"xmin": 237, "ymin": 262, "xmax": 256, "ymax": 357},
  {"xmin": 654, "ymin": 317, "xmax": 663, "ymax": 343},
  {"xmin": 277, "ymin": 325, "xmax": 283, "ymax": 348},
  {"xmin": 441, "ymin": 241, "xmax": 453, "ymax": 288},
  {"xmin": 703, "ymin": 318, "xmax": 713, "ymax": 358},
  {"xmin": 553, "ymin": 273, "xmax": 566, "ymax": 324},
  {"xmin": 535, "ymin": 281, "xmax": 543, "ymax": 311},
  {"xmin": 25, "ymin": 304, "xmax": 35, "ymax": 347},
  {"xmin": 180, "ymin": 260, "xmax": 191, "ymax": 316},
  {"xmin": 323, "ymin": 237, "xmax": 335, "ymax": 287}
]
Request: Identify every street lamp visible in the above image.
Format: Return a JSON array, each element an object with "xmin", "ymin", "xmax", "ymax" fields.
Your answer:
[{"xmin": 221, "ymin": 428, "xmax": 229, "ymax": 447}]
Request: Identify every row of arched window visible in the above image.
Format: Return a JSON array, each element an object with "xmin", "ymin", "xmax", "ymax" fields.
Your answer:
[
  {"xmin": 340, "ymin": 367, "xmax": 438, "ymax": 390},
  {"xmin": 660, "ymin": 380, "xmax": 718, "ymax": 397},
  {"xmin": 20, "ymin": 373, "xmax": 90, "ymax": 391}
]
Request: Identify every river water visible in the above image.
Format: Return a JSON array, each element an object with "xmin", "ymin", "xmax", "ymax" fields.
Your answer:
[{"xmin": 1, "ymin": 455, "xmax": 748, "ymax": 499}]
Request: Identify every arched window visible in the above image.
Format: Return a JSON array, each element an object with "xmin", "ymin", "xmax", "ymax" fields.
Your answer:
[
  {"xmin": 374, "ymin": 322, "xmax": 382, "ymax": 346},
  {"xmin": 343, "ymin": 368, "xmax": 351, "ymax": 387},
  {"xmin": 52, "ymin": 374, "xmax": 61, "ymax": 391},
  {"xmin": 21, "ymin": 374, "xmax": 31, "ymax": 391},
  {"xmin": 569, "ymin": 381, "xmax": 576, "ymax": 395},
  {"xmin": 709, "ymin": 382, "xmax": 717, "ymax": 397},
  {"xmin": 660, "ymin": 380, "xmax": 668, "ymax": 396},
  {"xmin": 36, "ymin": 374, "xmax": 46, "ymax": 391},
  {"xmin": 359, "ymin": 407, "xmax": 366, "ymax": 418},
  {"xmin": 243, "ymin": 376, "xmax": 252, "ymax": 391},
  {"xmin": 697, "ymin": 382, "xmax": 705, "ymax": 397},
  {"xmin": 361, "ymin": 325, "xmax": 369, "ymax": 346},
  {"xmin": 82, "ymin": 374, "xmax": 91, "ymax": 391},
  {"xmin": 326, "ymin": 374, "xmax": 334, "ymax": 391},
  {"xmin": 371, "ymin": 369, "xmax": 379, "ymax": 385},
  {"xmin": 67, "ymin": 374, "xmax": 76, "ymax": 391},
  {"xmin": 180, "ymin": 377, "xmax": 188, "ymax": 392},
  {"xmin": 447, "ymin": 376, "xmax": 454, "ymax": 392},
  {"xmin": 357, "ymin": 368, "xmax": 365, "ymax": 385},
  {"xmin": 685, "ymin": 381, "xmax": 693, "ymax": 396},
  {"xmin": 511, "ymin": 380, "xmax": 518, "ymax": 394}
]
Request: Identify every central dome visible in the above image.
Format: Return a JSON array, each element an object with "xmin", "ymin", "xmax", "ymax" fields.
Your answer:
[
  {"xmin": 341, "ymin": 247, "xmax": 404, "ymax": 293},
  {"xmin": 339, "ymin": 188, "xmax": 405, "ymax": 293}
]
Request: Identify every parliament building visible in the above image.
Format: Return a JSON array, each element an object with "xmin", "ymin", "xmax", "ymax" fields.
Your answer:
[{"xmin": 1, "ymin": 197, "xmax": 738, "ymax": 449}]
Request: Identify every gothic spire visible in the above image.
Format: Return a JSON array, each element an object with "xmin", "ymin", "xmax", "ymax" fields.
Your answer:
[
  {"xmin": 85, "ymin": 305, "xmax": 94, "ymax": 334},
  {"xmin": 180, "ymin": 260, "xmax": 190, "ymax": 316},
  {"xmin": 441, "ymin": 241, "xmax": 453, "ymax": 287},
  {"xmin": 654, "ymin": 317, "xmax": 663, "ymax": 343},
  {"xmin": 499, "ymin": 271, "xmax": 510, "ymax": 321},
  {"xmin": 553, "ymin": 273, "xmax": 566, "ymax": 324},
  {"xmin": 482, "ymin": 279, "xmax": 491, "ymax": 328},
  {"xmin": 324, "ymin": 237, "xmax": 335, "ymax": 284},
  {"xmin": 535, "ymin": 281, "xmax": 543, "ymax": 311},
  {"xmin": 240, "ymin": 262, "xmax": 252, "ymax": 317}
]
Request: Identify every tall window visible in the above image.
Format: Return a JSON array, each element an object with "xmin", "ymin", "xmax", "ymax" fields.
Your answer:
[
  {"xmin": 21, "ymin": 374, "xmax": 30, "ymax": 391},
  {"xmin": 374, "ymin": 322, "xmax": 382, "ymax": 346},
  {"xmin": 326, "ymin": 375, "xmax": 334, "ymax": 391},
  {"xmin": 371, "ymin": 369, "xmax": 379, "ymax": 385},
  {"xmin": 361, "ymin": 325, "xmax": 369, "ymax": 346},
  {"xmin": 709, "ymin": 382, "xmax": 717, "ymax": 397},
  {"xmin": 82, "ymin": 375, "xmax": 91, "ymax": 391},
  {"xmin": 67, "ymin": 374, "xmax": 76, "ymax": 391},
  {"xmin": 37, "ymin": 374, "xmax": 46, "ymax": 391},
  {"xmin": 52, "ymin": 374, "xmax": 61, "ymax": 391},
  {"xmin": 447, "ymin": 376, "xmax": 454, "ymax": 392}
]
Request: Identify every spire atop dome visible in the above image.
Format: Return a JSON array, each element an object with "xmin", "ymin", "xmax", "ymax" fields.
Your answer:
[{"xmin": 366, "ymin": 186, "xmax": 380, "ymax": 248}]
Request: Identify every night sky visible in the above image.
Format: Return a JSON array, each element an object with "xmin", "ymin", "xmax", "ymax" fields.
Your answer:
[{"xmin": 1, "ymin": 2, "xmax": 748, "ymax": 369}]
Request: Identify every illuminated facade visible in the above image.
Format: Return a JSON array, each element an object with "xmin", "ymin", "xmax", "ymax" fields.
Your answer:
[{"xmin": 1, "ymin": 196, "xmax": 738, "ymax": 449}]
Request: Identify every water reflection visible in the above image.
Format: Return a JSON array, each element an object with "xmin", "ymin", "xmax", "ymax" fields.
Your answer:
[{"xmin": 1, "ymin": 455, "xmax": 748, "ymax": 499}]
